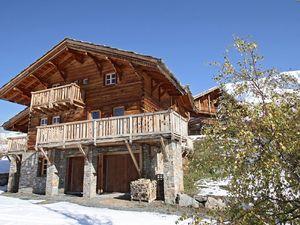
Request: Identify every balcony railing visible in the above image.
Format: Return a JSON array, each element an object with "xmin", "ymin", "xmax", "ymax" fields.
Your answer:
[
  {"xmin": 30, "ymin": 83, "xmax": 84, "ymax": 112},
  {"xmin": 36, "ymin": 110, "xmax": 188, "ymax": 148},
  {"xmin": 6, "ymin": 136, "xmax": 28, "ymax": 153}
]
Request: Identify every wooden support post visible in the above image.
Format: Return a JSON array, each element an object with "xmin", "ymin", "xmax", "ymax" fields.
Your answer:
[
  {"xmin": 160, "ymin": 137, "xmax": 169, "ymax": 162},
  {"xmin": 39, "ymin": 147, "xmax": 51, "ymax": 163},
  {"xmin": 125, "ymin": 140, "xmax": 141, "ymax": 177},
  {"xmin": 78, "ymin": 144, "xmax": 88, "ymax": 159}
]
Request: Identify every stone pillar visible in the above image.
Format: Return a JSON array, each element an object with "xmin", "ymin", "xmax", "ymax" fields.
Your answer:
[
  {"xmin": 46, "ymin": 150, "xmax": 59, "ymax": 196},
  {"xmin": 163, "ymin": 140, "xmax": 184, "ymax": 204},
  {"xmin": 7, "ymin": 156, "xmax": 17, "ymax": 193},
  {"xmin": 83, "ymin": 148, "xmax": 97, "ymax": 198}
]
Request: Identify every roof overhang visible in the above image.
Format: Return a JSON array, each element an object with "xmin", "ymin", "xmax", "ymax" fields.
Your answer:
[{"xmin": 0, "ymin": 38, "xmax": 187, "ymax": 105}]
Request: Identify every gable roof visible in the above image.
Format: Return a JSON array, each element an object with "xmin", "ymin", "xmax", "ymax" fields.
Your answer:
[
  {"xmin": 0, "ymin": 38, "xmax": 187, "ymax": 105},
  {"xmin": 194, "ymin": 86, "xmax": 220, "ymax": 100}
]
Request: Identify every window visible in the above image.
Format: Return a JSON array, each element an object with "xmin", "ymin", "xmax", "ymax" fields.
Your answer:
[
  {"xmin": 73, "ymin": 80, "xmax": 79, "ymax": 85},
  {"xmin": 38, "ymin": 157, "xmax": 47, "ymax": 177},
  {"xmin": 52, "ymin": 83, "xmax": 60, "ymax": 88},
  {"xmin": 105, "ymin": 73, "xmax": 117, "ymax": 85},
  {"xmin": 90, "ymin": 110, "xmax": 101, "ymax": 119},
  {"xmin": 82, "ymin": 79, "xmax": 89, "ymax": 85},
  {"xmin": 113, "ymin": 107, "xmax": 124, "ymax": 117},
  {"xmin": 40, "ymin": 118, "xmax": 48, "ymax": 126},
  {"xmin": 52, "ymin": 116, "xmax": 60, "ymax": 124}
]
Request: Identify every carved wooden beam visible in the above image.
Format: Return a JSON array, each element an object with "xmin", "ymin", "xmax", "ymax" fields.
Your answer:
[
  {"xmin": 159, "ymin": 86, "xmax": 167, "ymax": 102},
  {"xmin": 78, "ymin": 144, "xmax": 88, "ymax": 160},
  {"xmin": 86, "ymin": 52, "xmax": 104, "ymax": 76},
  {"xmin": 127, "ymin": 62, "xmax": 143, "ymax": 80},
  {"xmin": 66, "ymin": 48, "xmax": 85, "ymax": 64},
  {"xmin": 160, "ymin": 137, "xmax": 169, "ymax": 162},
  {"xmin": 13, "ymin": 87, "xmax": 31, "ymax": 101},
  {"xmin": 107, "ymin": 57, "xmax": 123, "ymax": 80},
  {"xmin": 38, "ymin": 147, "xmax": 51, "ymax": 163},
  {"xmin": 151, "ymin": 79, "xmax": 160, "ymax": 96},
  {"xmin": 48, "ymin": 61, "xmax": 67, "ymax": 82},
  {"xmin": 29, "ymin": 74, "xmax": 47, "ymax": 89}
]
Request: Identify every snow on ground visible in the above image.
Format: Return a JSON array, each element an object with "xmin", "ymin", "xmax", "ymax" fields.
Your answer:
[
  {"xmin": 196, "ymin": 179, "xmax": 229, "ymax": 197},
  {"xmin": 0, "ymin": 195, "xmax": 194, "ymax": 225},
  {"xmin": 0, "ymin": 185, "xmax": 7, "ymax": 194}
]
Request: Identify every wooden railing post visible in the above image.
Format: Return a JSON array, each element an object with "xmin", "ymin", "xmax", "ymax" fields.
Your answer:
[
  {"xmin": 63, "ymin": 124, "xmax": 67, "ymax": 148},
  {"xmin": 93, "ymin": 120, "xmax": 97, "ymax": 146},
  {"xmin": 129, "ymin": 115, "xmax": 133, "ymax": 143},
  {"xmin": 49, "ymin": 89, "xmax": 54, "ymax": 108}
]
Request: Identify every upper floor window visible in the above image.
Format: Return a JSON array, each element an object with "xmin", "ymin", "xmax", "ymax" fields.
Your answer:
[
  {"xmin": 52, "ymin": 116, "xmax": 61, "ymax": 124},
  {"xmin": 105, "ymin": 73, "xmax": 117, "ymax": 86},
  {"xmin": 90, "ymin": 110, "xmax": 101, "ymax": 119},
  {"xmin": 113, "ymin": 106, "xmax": 124, "ymax": 117},
  {"xmin": 40, "ymin": 118, "xmax": 48, "ymax": 126}
]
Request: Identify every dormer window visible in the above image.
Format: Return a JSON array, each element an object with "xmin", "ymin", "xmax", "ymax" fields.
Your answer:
[{"xmin": 105, "ymin": 73, "xmax": 117, "ymax": 86}]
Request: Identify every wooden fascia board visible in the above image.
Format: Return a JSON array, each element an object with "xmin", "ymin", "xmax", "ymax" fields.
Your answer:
[{"xmin": 2, "ymin": 107, "xmax": 30, "ymax": 130}]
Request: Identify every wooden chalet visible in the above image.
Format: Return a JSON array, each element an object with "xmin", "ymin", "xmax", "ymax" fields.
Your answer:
[
  {"xmin": 0, "ymin": 38, "xmax": 196, "ymax": 203},
  {"xmin": 189, "ymin": 86, "xmax": 221, "ymax": 134}
]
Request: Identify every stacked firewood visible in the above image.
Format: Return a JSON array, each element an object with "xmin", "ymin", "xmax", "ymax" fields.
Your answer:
[{"xmin": 130, "ymin": 179, "xmax": 157, "ymax": 203}]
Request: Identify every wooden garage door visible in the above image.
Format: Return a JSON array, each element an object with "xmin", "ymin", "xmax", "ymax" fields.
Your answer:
[
  {"xmin": 98, "ymin": 153, "xmax": 140, "ymax": 193},
  {"xmin": 67, "ymin": 156, "xmax": 84, "ymax": 193}
]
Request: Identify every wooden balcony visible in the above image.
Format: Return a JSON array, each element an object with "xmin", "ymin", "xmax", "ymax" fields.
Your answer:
[
  {"xmin": 30, "ymin": 83, "xmax": 85, "ymax": 113},
  {"xmin": 6, "ymin": 136, "xmax": 28, "ymax": 153},
  {"xmin": 36, "ymin": 110, "xmax": 188, "ymax": 148}
]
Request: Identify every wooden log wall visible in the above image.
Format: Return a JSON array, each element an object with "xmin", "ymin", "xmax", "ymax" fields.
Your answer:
[{"xmin": 27, "ymin": 53, "xmax": 185, "ymax": 150}]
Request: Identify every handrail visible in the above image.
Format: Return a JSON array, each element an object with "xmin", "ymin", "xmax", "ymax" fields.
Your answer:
[
  {"xmin": 31, "ymin": 83, "xmax": 84, "ymax": 109},
  {"xmin": 36, "ymin": 110, "xmax": 188, "ymax": 146},
  {"xmin": 7, "ymin": 135, "xmax": 27, "ymax": 152}
]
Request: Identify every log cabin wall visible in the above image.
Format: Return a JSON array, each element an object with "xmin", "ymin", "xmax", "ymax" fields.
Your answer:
[{"xmin": 26, "ymin": 54, "xmax": 185, "ymax": 150}]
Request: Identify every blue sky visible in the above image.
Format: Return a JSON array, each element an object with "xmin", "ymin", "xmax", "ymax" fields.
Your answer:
[{"xmin": 0, "ymin": 0, "xmax": 299, "ymax": 124}]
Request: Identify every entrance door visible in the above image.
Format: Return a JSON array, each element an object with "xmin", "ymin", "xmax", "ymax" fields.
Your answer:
[
  {"xmin": 67, "ymin": 156, "xmax": 84, "ymax": 193},
  {"xmin": 97, "ymin": 153, "xmax": 140, "ymax": 193}
]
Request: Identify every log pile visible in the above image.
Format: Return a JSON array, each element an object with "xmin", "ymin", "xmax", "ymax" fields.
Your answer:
[{"xmin": 130, "ymin": 179, "xmax": 157, "ymax": 203}]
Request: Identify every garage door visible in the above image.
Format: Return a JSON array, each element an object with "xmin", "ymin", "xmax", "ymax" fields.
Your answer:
[
  {"xmin": 98, "ymin": 153, "xmax": 140, "ymax": 193},
  {"xmin": 67, "ymin": 156, "xmax": 84, "ymax": 193}
]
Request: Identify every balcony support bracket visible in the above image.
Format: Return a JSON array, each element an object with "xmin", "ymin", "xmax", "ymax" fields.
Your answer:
[
  {"xmin": 160, "ymin": 137, "xmax": 169, "ymax": 162},
  {"xmin": 37, "ymin": 147, "xmax": 51, "ymax": 164},
  {"xmin": 124, "ymin": 140, "xmax": 141, "ymax": 177},
  {"xmin": 78, "ymin": 144, "xmax": 88, "ymax": 160}
]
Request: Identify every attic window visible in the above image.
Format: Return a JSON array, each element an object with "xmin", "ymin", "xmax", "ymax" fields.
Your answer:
[
  {"xmin": 82, "ymin": 79, "xmax": 89, "ymax": 85},
  {"xmin": 105, "ymin": 73, "xmax": 117, "ymax": 85}
]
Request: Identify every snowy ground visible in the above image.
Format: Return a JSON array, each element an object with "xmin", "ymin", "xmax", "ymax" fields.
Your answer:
[
  {"xmin": 0, "ymin": 194, "xmax": 188, "ymax": 225},
  {"xmin": 0, "ymin": 186, "xmax": 205, "ymax": 225},
  {"xmin": 196, "ymin": 179, "xmax": 229, "ymax": 197}
]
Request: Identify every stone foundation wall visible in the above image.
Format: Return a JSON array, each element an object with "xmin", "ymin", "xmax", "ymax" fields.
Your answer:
[{"xmin": 19, "ymin": 151, "xmax": 39, "ymax": 193}]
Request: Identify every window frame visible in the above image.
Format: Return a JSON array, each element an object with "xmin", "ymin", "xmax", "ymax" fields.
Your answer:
[
  {"xmin": 52, "ymin": 116, "xmax": 61, "ymax": 124},
  {"xmin": 37, "ymin": 157, "xmax": 48, "ymax": 177},
  {"xmin": 113, "ymin": 106, "xmax": 125, "ymax": 117},
  {"xmin": 40, "ymin": 118, "xmax": 48, "ymax": 126},
  {"xmin": 105, "ymin": 73, "xmax": 117, "ymax": 86},
  {"xmin": 90, "ymin": 110, "xmax": 101, "ymax": 120}
]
